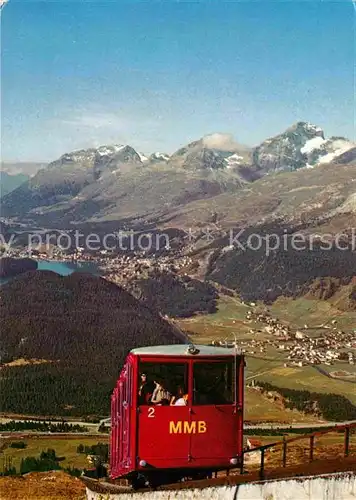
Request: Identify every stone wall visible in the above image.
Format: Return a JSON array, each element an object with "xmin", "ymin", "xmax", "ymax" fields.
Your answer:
[{"xmin": 86, "ymin": 471, "xmax": 356, "ymax": 500}]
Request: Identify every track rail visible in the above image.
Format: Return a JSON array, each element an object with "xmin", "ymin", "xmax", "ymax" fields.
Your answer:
[
  {"xmin": 83, "ymin": 458, "xmax": 356, "ymax": 494},
  {"xmin": 83, "ymin": 422, "xmax": 356, "ymax": 494}
]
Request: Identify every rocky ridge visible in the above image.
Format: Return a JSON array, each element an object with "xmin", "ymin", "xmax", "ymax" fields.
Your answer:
[{"xmin": 2, "ymin": 122, "xmax": 354, "ymax": 226}]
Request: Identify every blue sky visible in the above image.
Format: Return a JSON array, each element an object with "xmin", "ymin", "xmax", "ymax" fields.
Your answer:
[{"xmin": 2, "ymin": 0, "xmax": 355, "ymax": 162}]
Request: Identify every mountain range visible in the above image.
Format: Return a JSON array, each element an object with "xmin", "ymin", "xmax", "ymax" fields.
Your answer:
[
  {"xmin": 0, "ymin": 162, "xmax": 45, "ymax": 176},
  {"xmin": 0, "ymin": 171, "xmax": 29, "ymax": 199},
  {"xmin": 0, "ymin": 162, "xmax": 45, "ymax": 199},
  {"xmin": 1, "ymin": 121, "xmax": 355, "ymax": 229}
]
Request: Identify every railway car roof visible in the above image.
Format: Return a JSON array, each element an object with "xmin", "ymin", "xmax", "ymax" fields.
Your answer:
[{"xmin": 130, "ymin": 344, "xmax": 242, "ymax": 356}]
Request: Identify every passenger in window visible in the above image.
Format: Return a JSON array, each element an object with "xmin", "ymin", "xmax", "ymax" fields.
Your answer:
[
  {"xmin": 138, "ymin": 373, "xmax": 154, "ymax": 405},
  {"xmin": 171, "ymin": 386, "xmax": 188, "ymax": 406},
  {"xmin": 151, "ymin": 379, "xmax": 171, "ymax": 405}
]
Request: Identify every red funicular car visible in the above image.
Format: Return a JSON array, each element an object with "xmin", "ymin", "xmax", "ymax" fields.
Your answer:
[{"xmin": 110, "ymin": 344, "xmax": 245, "ymax": 488}]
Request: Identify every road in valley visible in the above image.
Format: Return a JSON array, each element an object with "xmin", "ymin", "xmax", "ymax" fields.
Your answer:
[
  {"xmin": 1, "ymin": 416, "xmax": 355, "ymax": 433},
  {"xmin": 244, "ymin": 420, "xmax": 356, "ymax": 430}
]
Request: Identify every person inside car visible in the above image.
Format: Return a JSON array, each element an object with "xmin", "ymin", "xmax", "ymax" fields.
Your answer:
[
  {"xmin": 171, "ymin": 386, "xmax": 188, "ymax": 406},
  {"xmin": 151, "ymin": 378, "xmax": 171, "ymax": 405},
  {"xmin": 138, "ymin": 373, "xmax": 154, "ymax": 405}
]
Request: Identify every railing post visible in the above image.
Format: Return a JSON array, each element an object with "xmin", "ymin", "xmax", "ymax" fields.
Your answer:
[
  {"xmin": 282, "ymin": 436, "xmax": 287, "ymax": 467},
  {"xmin": 240, "ymin": 454, "xmax": 244, "ymax": 474},
  {"xmin": 344, "ymin": 427, "xmax": 350, "ymax": 457},
  {"xmin": 309, "ymin": 436, "xmax": 314, "ymax": 462},
  {"xmin": 259, "ymin": 448, "xmax": 265, "ymax": 480}
]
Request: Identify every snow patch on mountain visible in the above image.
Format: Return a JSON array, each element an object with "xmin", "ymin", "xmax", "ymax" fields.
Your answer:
[
  {"xmin": 224, "ymin": 153, "xmax": 244, "ymax": 168},
  {"xmin": 96, "ymin": 145, "xmax": 125, "ymax": 156},
  {"xmin": 318, "ymin": 139, "xmax": 355, "ymax": 164},
  {"xmin": 301, "ymin": 137, "xmax": 327, "ymax": 154},
  {"xmin": 150, "ymin": 152, "xmax": 170, "ymax": 162},
  {"xmin": 59, "ymin": 150, "xmax": 97, "ymax": 164},
  {"xmin": 138, "ymin": 152, "xmax": 149, "ymax": 162}
]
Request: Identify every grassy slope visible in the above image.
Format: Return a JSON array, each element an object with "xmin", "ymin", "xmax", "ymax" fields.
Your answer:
[
  {"xmin": 177, "ymin": 295, "xmax": 254, "ymax": 344},
  {"xmin": 1, "ymin": 436, "xmax": 107, "ymax": 471},
  {"xmin": 244, "ymin": 387, "xmax": 319, "ymax": 423},
  {"xmin": 269, "ymin": 296, "xmax": 356, "ymax": 331},
  {"xmin": 0, "ymin": 471, "xmax": 85, "ymax": 500}
]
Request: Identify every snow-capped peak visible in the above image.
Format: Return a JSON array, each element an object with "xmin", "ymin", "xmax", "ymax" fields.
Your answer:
[
  {"xmin": 96, "ymin": 145, "xmax": 125, "ymax": 156},
  {"xmin": 301, "ymin": 122, "xmax": 324, "ymax": 134},
  {"xmin": 288, "ymin": 122, "xmax": 325, "ymax": 140}
]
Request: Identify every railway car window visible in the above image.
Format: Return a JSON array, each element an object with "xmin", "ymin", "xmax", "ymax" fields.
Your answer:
[
  {"xmin": 138, "ymin": 362, "xmax": 188, "ymax": 405},
  {"xmin": 193, "ymin": 361, "xmax": 235, "ymax": 405}
]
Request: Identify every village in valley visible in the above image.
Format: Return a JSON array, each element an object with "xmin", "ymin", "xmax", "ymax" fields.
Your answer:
[
  {"xmin": 2, "ymin": 240, "xmax": 194, "ymax": 281},
  {"xmin": 3, "ymin": 241, "xmax": 356, "ymax": 375},
  {"xmin": 214, "ymin": 308, "xmax": 356, "ymax": 373}
]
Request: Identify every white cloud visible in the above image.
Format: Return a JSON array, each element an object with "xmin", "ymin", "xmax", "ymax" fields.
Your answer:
[
  {"xmin": 61, "ymin": 112, "xmax": 129, "ymax": 131},
  {"xmin": 33, "ymin": 108, "xmax": 163, "ymax": 161},
  {"xmin": 202, "ymin": 132, "xmax": 244, "ymax": 151}
]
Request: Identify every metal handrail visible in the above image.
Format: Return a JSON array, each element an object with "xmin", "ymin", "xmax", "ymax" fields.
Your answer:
[{"xmin": 243, "ymin": 421, "xmax": 356, "ymax": 480}]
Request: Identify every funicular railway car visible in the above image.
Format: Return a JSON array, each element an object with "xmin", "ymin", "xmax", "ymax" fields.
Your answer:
[{"xmin": 110, "ymin": 344, "xmax": 245, "ymax": 489}]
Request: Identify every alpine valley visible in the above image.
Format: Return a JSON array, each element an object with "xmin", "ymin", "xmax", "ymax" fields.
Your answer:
[{"xmin": 1, "ymin": 121, "xmax": 356, "ymax": 420}]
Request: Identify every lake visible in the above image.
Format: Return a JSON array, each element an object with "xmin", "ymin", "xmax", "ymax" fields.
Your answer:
[
  {"xmin": 37, "ymin": 260, "xmax": 100, "ymax": 276},
  {"xmin": 0, "ymin": 259, "xmax": 100, "ymax": 285}
]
